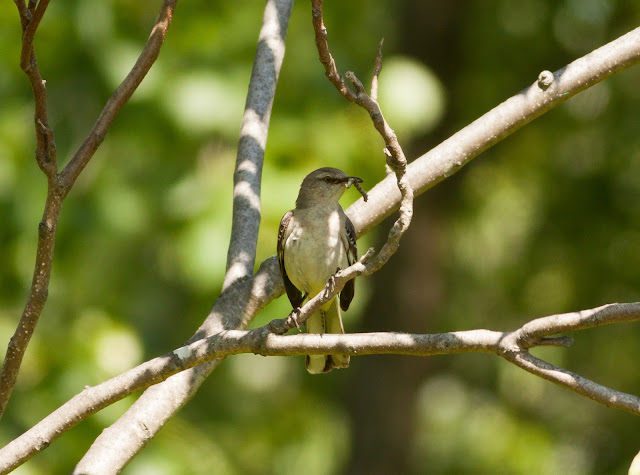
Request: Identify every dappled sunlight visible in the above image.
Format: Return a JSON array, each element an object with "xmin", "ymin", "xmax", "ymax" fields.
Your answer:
[{"xmin": 1, "ymin": 0, "xmax": 640, "ymax": 472}]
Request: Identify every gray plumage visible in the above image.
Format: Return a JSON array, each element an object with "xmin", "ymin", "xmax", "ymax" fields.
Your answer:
[{"xmin": 277, "ymin": 167, "xmax": 360, "ymax": 373}]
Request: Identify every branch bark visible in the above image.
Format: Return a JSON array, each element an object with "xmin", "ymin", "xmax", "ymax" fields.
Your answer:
[
  {"xmin": 347, "ymin": 25, "xmax": 640, "ymax": 237},
  {"xmin": 1, "ymin": 302, "xmax": 639, "ymax": 472},
  {"xmin": 0, "ymin": 0, "xmax": 178, "ymax": 423},
  {"xmin": 0, "ymin": 3, "xmax": 59, "ymax": 420},
  {"xmin": 264, "ymin": 0, "xmax": 416, "ymax": 335},
  {"xmin": 58, "ymin": 0, "xmax": 177, "ymax": 193},
  {"xmin": 74, "ymin": 1, "xmax": 294, "ymax": 472}
]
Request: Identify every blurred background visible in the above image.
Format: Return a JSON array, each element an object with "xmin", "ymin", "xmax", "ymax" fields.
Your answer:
[{"xmin": 1, "ymin": 0, "xmax": 640, "ymax": 473}]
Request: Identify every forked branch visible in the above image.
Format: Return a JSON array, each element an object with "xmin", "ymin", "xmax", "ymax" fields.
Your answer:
[
  {"xmin": 1, "ymin": 302, "xmax": 639, "ymax": 472},
  {"xmin": 0, "ymin": 0, "xmax": 178, "ymax": 421}
]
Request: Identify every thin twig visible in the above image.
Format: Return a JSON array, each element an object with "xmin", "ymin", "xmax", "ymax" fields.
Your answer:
[
  {"xmin": 13, "ymin": 0, "xmax": 31, "ymax": 29},
  {"xmin": 347, "ymin": 26, "xmax": 640, "ymax": 237},
  {"xmin": 370, "ymin": 38, "xmax": 384, "ymax": 101},
  {"xmin": 0, "ymin": 0, "xmax": 59, "ymax": 422},
  {"xmin": 58, "ymin": 0, "xmax": 178, "ymax": 194},
  {"xmin": 270, "ymin": 0, "xmax": 414, "ymax": 335},
  {"xmin": 20, "ymin": 0, "xmax": 49, "ymax": 72}
]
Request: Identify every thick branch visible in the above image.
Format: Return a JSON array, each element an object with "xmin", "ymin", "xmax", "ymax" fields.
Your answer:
[
  {"xmin": 2, "ymin": 302, "xmax": 639, "ymax": 472},
  {"xmin": 73, "ymin": 19, "xmax": 640, "ymax": 472},
  {"xmin": 222, "ymin": 0, "xmax": 290, "ymax": 290},
  {"xmin": 5, "ymin": 14, "xmax": 639, "ymax": 474},
  {"xmin": 347, "ymin": 25, "xmax": 640, "ymax": 237},
  {"xmin": 74, "ymin": 2, "xmax": 294, "ymax": 472}
]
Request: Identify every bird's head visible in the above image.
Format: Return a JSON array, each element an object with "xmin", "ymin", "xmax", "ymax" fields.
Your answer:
[{"xmin": 296, "ymin": 167, "xmax": 363, "ymax": 208}]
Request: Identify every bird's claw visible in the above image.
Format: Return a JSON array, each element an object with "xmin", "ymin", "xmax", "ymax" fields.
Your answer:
[
  {"xmin": 290, "ymin": 307, "xmax": 302, "ymax": 331},
  {"xmin": 324, "ymin": 269, "xmax": 339, "ymax": 297}
]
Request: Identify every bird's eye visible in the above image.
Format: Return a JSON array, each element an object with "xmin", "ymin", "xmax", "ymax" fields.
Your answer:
[{"xmin": 323, "ymin": 176, "xmax": 333, "ymax": 183}]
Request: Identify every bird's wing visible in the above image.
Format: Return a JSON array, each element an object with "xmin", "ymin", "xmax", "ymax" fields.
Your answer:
[
  {"xmin": 340, "ymin": 214, "xmax": 358, "ymax": 311},
  {"xmin": 278, "ymin": 210, "xmax": 305, "ymax": 308}
]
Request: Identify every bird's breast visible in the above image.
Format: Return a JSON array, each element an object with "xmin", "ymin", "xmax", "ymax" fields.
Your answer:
[{"xmin": 284, "ymin": 207, "xmax": 348, "ymax": 294}]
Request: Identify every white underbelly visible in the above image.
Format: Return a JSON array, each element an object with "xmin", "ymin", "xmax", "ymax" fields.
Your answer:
[{"xmin": 284, "ymin": 218, "xmax": 348, "ymax": 294}]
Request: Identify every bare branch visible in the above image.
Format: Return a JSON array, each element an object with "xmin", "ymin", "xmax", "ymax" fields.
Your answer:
[
  {"xmin": 75, "ymin": 1, "xmax": 294, "ymax": 471},
  {"xmin": 0, "ymin": 0, "xmax": 59, "ymax": 421},
  {"xmin": 2, "ymin": 302, "xmax": 639, "ymax": 472},
  {"xmin": 13, "ymin": 1, "xmax": 31, "ymax": 29},
  {"xmin": 370, "ymin": 38, "xmax": 384, "ymax": 101},
  {"xmin": 348, "ymin": 26, "xmax": 640, "ymax": 237},
  {"xmin": 20, "ymin": 0, "xmax": 49, "ymax": 73},
  {"xmin": 14, "ymin": 0, "xmax": 55, "ymax": 178},
  {"xmin": 71, "ymin": 19, "xmax": 640, "ymax": 473},
  {"xmin": 5, "ymin": 11, "xmax": 639, "ymax": 472},
  {"xmin": 223, "ymin": 0, "xmax": 291, "ymax": 290},
  {"xmin": 0, "ymin": 0, "xmax": 178, "ymax": 423},
  {"xmin": 58, "ymin": 0, "xmax": 178, "ymax": 194}
]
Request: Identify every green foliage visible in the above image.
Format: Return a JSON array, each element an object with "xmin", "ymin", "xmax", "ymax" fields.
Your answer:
[{"xmin": 1, "ymin": 0, "xmax": 640, "ymax": 473}]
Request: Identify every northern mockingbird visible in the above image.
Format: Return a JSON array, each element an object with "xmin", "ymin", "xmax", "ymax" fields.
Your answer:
[{"xmin": 278, "ymin": 167, "xmax": 363, "ymax": 374}]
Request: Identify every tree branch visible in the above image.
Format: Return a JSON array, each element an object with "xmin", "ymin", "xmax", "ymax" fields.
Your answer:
[
  {"xmin": 0, "ymin": 0, "xmax": 178, "ymax": 424},
  {"xmin": 5, "ymin": 9, "xmax": 640, "ymax": 473},
  {"xmin": 268, "ymin": 0, "xmax": 416, "ymax": 335},
  {"xmin": 222, "ymin": 0, "xmax": 290, "ymax": 291},
  {"xmin": 347, "ymin": 25, "xmax": 640, "ymax": 237},
  {"xmin": 58, "ymin": 0, "xmax": 177, "ymax": 194},
  {"xmin": 0, "ymin": 0, "xmax": 59, "ymax": 422},
  {"xmin": 2, "ymin": 302, "xmax": 639, "ymax": 472},
  {"xmin": 74, "ymin": 1, "xmax": 294, "ymax": 471}
]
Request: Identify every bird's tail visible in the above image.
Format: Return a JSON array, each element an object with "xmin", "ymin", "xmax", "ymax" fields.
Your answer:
[{"xmin": 305, "ymin": 298, "xmax": 350, "ymax": 374}]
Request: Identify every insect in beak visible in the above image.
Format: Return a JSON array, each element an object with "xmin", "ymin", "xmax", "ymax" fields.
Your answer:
[{"xmin": 345, "ymin": 176, "xmax": 368, "ymax": 202}]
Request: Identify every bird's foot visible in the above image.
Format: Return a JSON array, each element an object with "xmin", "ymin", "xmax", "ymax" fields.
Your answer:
[
  {"xmin": 324, "ymin": 269, "xmax": 340, "ymax": 297},
  {"xmin": 290, "ymin": 307, "xmax": 302, "ymax": 331}
]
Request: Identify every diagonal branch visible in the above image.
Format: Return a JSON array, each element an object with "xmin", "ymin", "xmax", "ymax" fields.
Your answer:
[
  {"xmin": 5, "ymin": 12, "xmax": 640, "ymax": 473},
  {"xmin": 347, "ymin": 25, "xmax": 640, "ymax": 237},
  {"xmin": 222, "ymin": 0, "xmax": 290, "ymax": 291},
  {"xmin": 0, "ymin": 0, "xmax": 178, "ymax": 422},
  {"xmin": 1, "ymin": 302, "xmax": 639, "ymax": 472},
  {"xmin": 58, "ymin": 0, "xmax": 177, "ymax": 194}
]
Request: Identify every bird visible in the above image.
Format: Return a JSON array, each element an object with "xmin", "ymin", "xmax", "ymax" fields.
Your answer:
[{"xmin": 277, "ymin": 167, "xmax": 362, "ymax": 373}]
